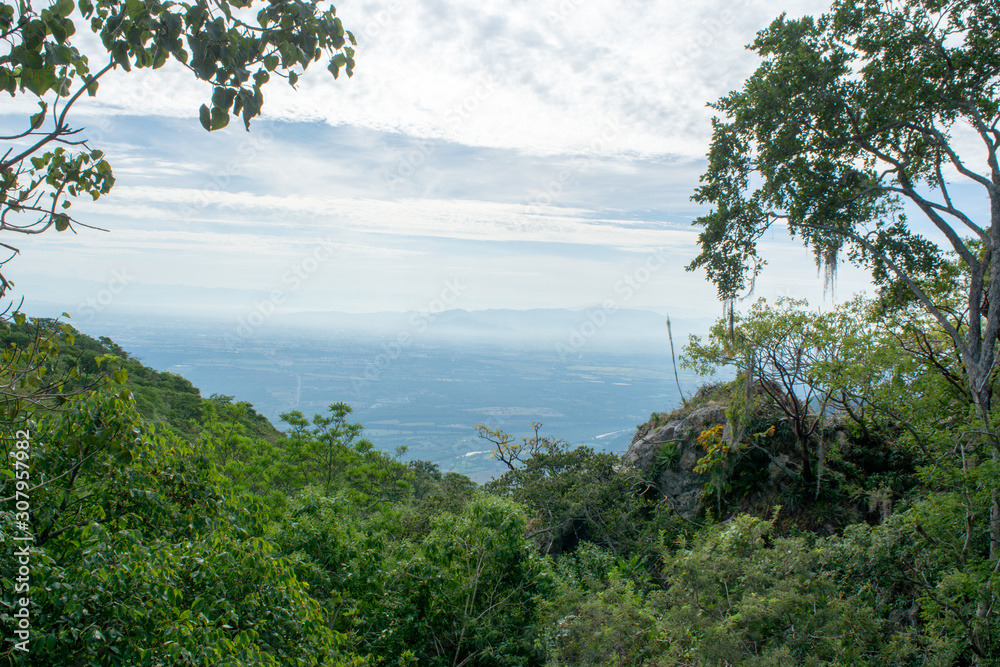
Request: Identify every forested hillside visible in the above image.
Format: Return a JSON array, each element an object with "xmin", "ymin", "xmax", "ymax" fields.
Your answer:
[{"xmin": 2, "ymin": 273, "xmax": 999, "ymax": 665}]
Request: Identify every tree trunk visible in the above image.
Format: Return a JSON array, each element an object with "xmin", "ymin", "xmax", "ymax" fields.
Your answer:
[
  {"xmin": 797, "ymin": 423, "xmax": 815, "ymax": 487},
  {"xmin": 815, "ymin": 434, "xmax": 825, "ymax": 501},
  {"xmin": 970, "ymin": 381, "xmax": 999, "ymax": 562}
]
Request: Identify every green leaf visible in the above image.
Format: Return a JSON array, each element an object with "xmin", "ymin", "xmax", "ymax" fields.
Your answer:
[
  {"xmin": 112, "ymin": 41, "xmax": 131, "ymax": 72},
  {"xmin": 211, "ymin": 86, "xmax": 236, "ymax": 111},
  {"xmin": 210, "ymin": 106, "xmax": 229, "ymax": 131},
  {"xmin": 20, "ymin": 68, "xmax": 52, "ymax": 96},
  {"xmin": 54, "ymin": 214, "xmax": 69, "ymax": 231},
  {"xmin": 45, "ymin": 42, "xmax": 74, "ymax": 66},
  {"xmin": 53, "ymin": 0, "xmax": 74, "ymax": 18},
  {"xmin": 199, "ymin": 104, "xmax": 211, "ymax": 131},
  {"xmin": 152, "ymin": 47, "xmax": 168, "ymax": 70},
  {"xmin": 49, "ymin": 17, "xmax": 69, "ymax": 43}
]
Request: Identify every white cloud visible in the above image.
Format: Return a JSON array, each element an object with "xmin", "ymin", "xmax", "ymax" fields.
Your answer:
[
  {"xmin": 3, "ymin": 0, "xmax": 877, "ymax": 320},
  {"xmin": 74, "ymin": 184, "xmax": 695, "ymax": 249},
  {"xmin": 45, "ymin": 0, "xmax": 833, "ymax": 159}
]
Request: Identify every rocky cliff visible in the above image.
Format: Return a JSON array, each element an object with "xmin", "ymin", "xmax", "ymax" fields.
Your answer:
[{"xmin": 625, "ymin": 402, "xmax": 727, "ymax": 519}]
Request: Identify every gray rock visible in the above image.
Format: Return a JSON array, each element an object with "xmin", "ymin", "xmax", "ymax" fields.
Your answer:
[{"xmin": 625, "ymin": 405, "xmax": 727, "ymax": 519}]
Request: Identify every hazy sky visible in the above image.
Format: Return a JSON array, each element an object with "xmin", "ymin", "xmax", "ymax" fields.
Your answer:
[{"xmin": 3, "ymin": 0, "xmax": 878, "ymax": 327}]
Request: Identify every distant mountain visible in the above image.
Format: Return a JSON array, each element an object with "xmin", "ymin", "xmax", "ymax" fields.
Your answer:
[
  {"xmin": 32, "ymin": 301, "xmax": 717, "ymax": 354},
  {"xmin": 268, "ymin": 307, "xmax": 714, "ymax": 351}
]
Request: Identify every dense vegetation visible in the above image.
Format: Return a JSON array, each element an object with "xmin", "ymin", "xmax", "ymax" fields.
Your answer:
[{"xmin": 2, "ymin": 262, "xmax": 1000, "ymax": 665}]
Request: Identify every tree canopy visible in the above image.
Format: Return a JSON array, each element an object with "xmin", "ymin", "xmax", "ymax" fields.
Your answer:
[
  {"xmin": 687, "ymin": 0, "xmax": 1000, "ymax": 415},
  {"xmin": 0, "ymin": 0, "xmax": 355, "ymax": 294}
]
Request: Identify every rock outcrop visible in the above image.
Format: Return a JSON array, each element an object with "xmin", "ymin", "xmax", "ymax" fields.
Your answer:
[{"xmin": 625, "ymin": 405, "xmax": 727, "ymax": 519}]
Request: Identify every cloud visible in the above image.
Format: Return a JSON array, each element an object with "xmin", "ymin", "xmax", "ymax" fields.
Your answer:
[
  {"xmin": 70, "ymin": 184, "xmax": 695, "ymax": 254},
  {"xmin": 24, "ymin": 0, "xmax": 834, "ymax": 160},
  {"xmin": 1, "ymin": 0, "xmax": 875, "ymax": 320}
]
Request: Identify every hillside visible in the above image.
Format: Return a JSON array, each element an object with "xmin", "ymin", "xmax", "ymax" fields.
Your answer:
[
  {"xmin": 0, "ymin": 318, "xmax": 281, "ymax": 443},
  {"xmin": 2, "ymin": 304, "xmax": 995, "ymax": 665}
]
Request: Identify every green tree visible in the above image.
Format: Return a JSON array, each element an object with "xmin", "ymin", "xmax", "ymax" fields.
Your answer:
[
  {"xmin": 279, "ymin": 403, "xmax": 411, "ymax": 503},
  {"xmin": 653, "ymin": 513, "xmax": 885, "ymax": 665},
  {"xmin": 199, "ymin": 394, "xmax": 285, "ymax": 507},
  {"xmin": 0, "ymin": 0, "xmax": 355, "ymax": 292},
  {"xmin": 481, "ymin": 426, "xmax": 655, "ymax": 557},
  {"xmin": 397, "ymin": 494, "xmax": 543, "ymax": 667},
  {"xmin": 0, "ymin": 361, "xmax": 364, "ymax": 664},
  {"xmin": 476, "ymin": 421, "xmax": 550, "ymax": 471},
  {"xmin": 537, "ymin": 542, "xmax": 659, "ymax": 667},
  {"xmin": 687, "ymin": 0, "xmax": 999, "ymax": 424},
  {"xmin": 0, "ymin": 314, "xmax": 91, "ymax": 425},
  {"xmin": 275, "ymin": 490, "xmax": 541, "ymax": 667},
  {"xmin": 684, "ymin": 297, "xmax": 872, "ymax": 491}
]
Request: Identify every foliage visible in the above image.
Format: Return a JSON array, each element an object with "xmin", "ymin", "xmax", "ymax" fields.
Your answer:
[
  {"xmin": 198, "ymin": 393, "xmax": 285, "ymax": 508},
  {"xmin": 477, "ymin": 421, "xmax": 552, "ymax": 471},
  {"xmin": 277, "ymin": 402, "xmax": 412, "ymax": 503},
  {"xmin": 0, "ymin": 336, "xmax": 365, "ymax": 665},
  {"xmin": 3, "ymin": 0, "xmax": 1000, "ymax": 664},
  {"xmin": 540, "ymin": 575, "xmax": 659, "ymax": 667},
  {"xmin": 0, "ymin": 313, "xmax": 88, "ymax": 425},
  {"xmin": 0, "ymin": 0, "xmax": 355, "ymax": 291},
  {"xmin": 484, "ymin": 429, "xmax": 656, "ymax": 557},
  {"xmin": 15, "ymin": 525, "xmax": 364, "ymax": 666},
  {"xmin": 276, "ymin": 490, "xmax": 543, "ymax": 667},
  {"xmin": 684, "ymin": 297, "xmax": 871, "ymax": 487},
  {"xmin": 682, "ymin": 294, "xmax": 948, "ymax": 526},
  {"xmin": 828, "ymin": 480, "xmax": 1000, "ymax": 664},
  {"xmin": 686, "ymin": 0, "xmax": 1000, "ymax": 418},
  {"xmin": 693, "ymin": 423, "xmax": 731, "ymax": 513},
  {"xmin": 655, "ymin": 440, "xmax": 679, "ymax": 473},
  {"xmin": 6, "ymin": 307, "xmax": 1000, "ymax": 665},
  {"xmin": 406, "ymin": 460, "xmax": 479, "ymax": 518},
  {"xmin": 653, "ymin": 512, "xmax": 887, "ymax": 665},
  {"xmin": 0, "ymin": 317, "xmax": 205, "ymax": 437},
  {"xmin": 537, "ymin": 542, "xmax": 659, "ymax": 667}
]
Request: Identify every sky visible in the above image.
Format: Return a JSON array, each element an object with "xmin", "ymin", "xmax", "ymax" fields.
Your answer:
[{"xmin": 2, "ymin": 0, "xmax": 881, "ymax": 329}]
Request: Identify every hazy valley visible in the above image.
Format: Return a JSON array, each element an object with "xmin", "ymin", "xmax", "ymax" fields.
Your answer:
[{"xmin": 74, "ymin": 307, "xmax": 710, "ymax": 481}]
